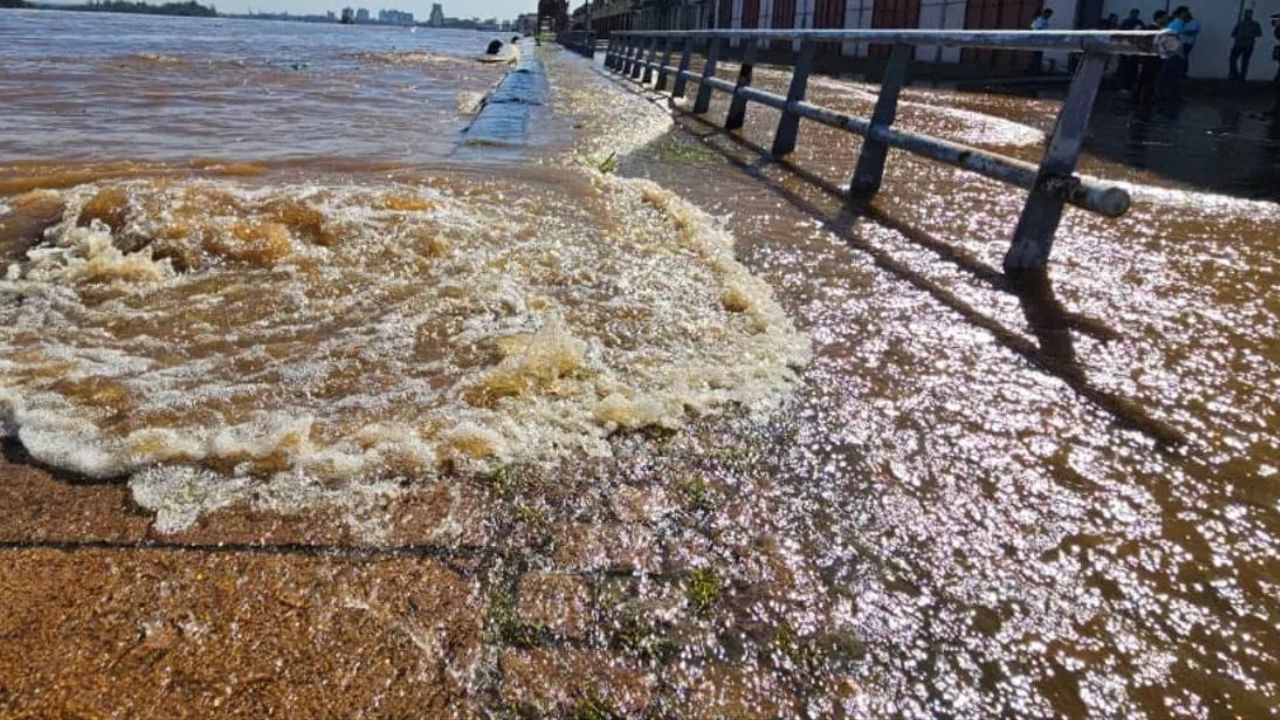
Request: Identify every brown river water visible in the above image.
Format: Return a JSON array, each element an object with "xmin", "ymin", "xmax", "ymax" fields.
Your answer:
[{"xmin": 2, "ymin": 9, "xmax": 1279, "ymax": 719}]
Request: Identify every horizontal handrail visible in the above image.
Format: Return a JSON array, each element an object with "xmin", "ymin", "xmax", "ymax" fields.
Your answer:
[
  {"xmin": 637, "ymin": 59, "xmax": 1128, "ymax": 216},
  {"xmin": 614, "ymin": 29, "xmax": 1180, "ymax": 57},
  {"xmin": 602, "ymin": 29, "xmax": 1139, "ymax": 270}
]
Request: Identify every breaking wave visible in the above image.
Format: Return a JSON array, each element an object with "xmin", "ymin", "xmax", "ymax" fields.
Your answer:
[{"xmin": 0, "ymin": 170, "xmax": 809, "ymax": 531}]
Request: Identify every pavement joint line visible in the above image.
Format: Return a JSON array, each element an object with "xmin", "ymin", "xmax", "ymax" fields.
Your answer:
[
  {"xmin": 0, "ymin": 540, "xmax": 698, "ymax": 580},
  {"xmin": 0, "ymin": 538, "xmax": 486, "ymax": 562}
]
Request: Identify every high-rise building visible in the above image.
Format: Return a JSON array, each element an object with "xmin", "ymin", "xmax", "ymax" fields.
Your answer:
[
  {"xmin": 355, "ymin": 7, "xmax": 370, "ymax": 21},
  {"xmin": 378, "ymin": 8, "xmax": 413, "ymax": 23},
  {"xmin": 428, "ymin": 3, "xmax": 445, "ymax": 27}
]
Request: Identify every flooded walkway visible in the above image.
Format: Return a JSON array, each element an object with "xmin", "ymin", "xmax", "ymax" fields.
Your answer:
[{"xmin": 2, "ymin": 13, "xmax": 1279, "ymax": 719}]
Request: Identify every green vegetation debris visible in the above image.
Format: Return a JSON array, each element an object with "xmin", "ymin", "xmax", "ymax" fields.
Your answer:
[
  {"xmin": 567, "ymin": 695, "xmax": 619, "ymax": 720},
  {"xmin": 597, "ymin": 152, "xmax": 618, "ymax": 175},
  {"xmin": 675, "ymin": 475, "xmax": 716, "ymax": 513},
  {"xmin": 686, "ymin": 567, "xmax": 722, "ymax": 612},
  {"xmin": 487, "ymin": 589, "xmax": 541, "ymax": 649},
  {"xmin": 488, "ymin": 463, "xmax": 522, "ymax": 500}
]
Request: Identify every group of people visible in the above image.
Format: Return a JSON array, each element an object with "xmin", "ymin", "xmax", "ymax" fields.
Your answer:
[
  {"xmin": 1023, "ymin": 5, "xmax": 1280, "ymax": 114},
  {"xmin": 1098, "ymin": 6, "xmax": 1280, "ymax": 111},
  {"xmin": 1229, "ymin": 7, "xmax": 1280, "ymax": 117},
  {"xmin": 1107, "ymin": 6, "xmax": 1198, "ymax": 104}
]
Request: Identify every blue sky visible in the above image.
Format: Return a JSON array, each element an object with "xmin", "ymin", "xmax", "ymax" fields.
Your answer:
[{"xmin": 223, "ymin": 0, "xmax": 537, "ymax": 18}]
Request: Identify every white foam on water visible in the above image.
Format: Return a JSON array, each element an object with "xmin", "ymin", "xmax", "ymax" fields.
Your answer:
[
  {"xmin": 456, "ymin": 91, "xmax": 487, "ymax": 115},
  {"xmin": 0, "ymin": 171, "xmax": 810, "ymax": 534},
  {"xmin": 1108, "ymin": 180, "xmax": 1280, "ymax": 217},
  {"xmin": 544, "ymin": 52, "xmax": 675, "ymax": 169}
]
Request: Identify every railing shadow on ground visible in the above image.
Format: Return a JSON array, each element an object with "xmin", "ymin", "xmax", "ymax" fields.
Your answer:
[{"xmin": 597, "ymin": 68, "xmax": 1185, "ymax": 447}]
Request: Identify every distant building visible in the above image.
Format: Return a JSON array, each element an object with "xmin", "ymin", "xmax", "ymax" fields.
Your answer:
[
  {"xmin": 428, "ymin": 3, "xmax": 444, "ymax": 27},
  {"xmin": 537, "ymin": 0, "xmax": 569, "ymax": 34},
  {"xmin": 516, "ymin": 13, "xmax": 538, "ymax": 35},
  {"xmin": 354, "ymin": 7, "xmax": 370, "ymax": 22},
  {"xmin": 340, "ymin": 6, "xmax": 353, "ymax": 23},
  {"xmin": 377, "ymin": 8, "xmax": 413, "ymax": 23}
]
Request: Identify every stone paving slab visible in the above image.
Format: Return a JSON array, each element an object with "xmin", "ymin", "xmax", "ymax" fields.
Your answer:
[
  {"xmin": 0, "ymin": 461, "xmax": 150, "ymax": 544},
  {"xmin": 0, "ymin": 547, "xmax": 484, "ymax": 720},
  {"xmin": 0, "ymin": 460, "xmax": 491, "ymax": 550}
]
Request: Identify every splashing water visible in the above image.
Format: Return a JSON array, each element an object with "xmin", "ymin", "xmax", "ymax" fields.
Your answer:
[{"xmin": 0, "ymin": 170, "xmax": 809, "ymax": 532}]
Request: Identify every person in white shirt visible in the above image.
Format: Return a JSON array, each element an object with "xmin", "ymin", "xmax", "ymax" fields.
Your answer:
[
  {"xmin": 1026, "ymin": 8, "xmax": 1054, "ymax": 74},
  {"xmin": 1030, "ymin": 9, "xmax": 1053, "ymax": 32}
]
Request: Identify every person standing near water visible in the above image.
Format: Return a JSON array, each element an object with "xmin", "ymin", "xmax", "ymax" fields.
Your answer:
[
  {"xmin": 1271, "ymin": 13, "xmax": 1280, "ymax": 116},
  {"xmin": 1136, "ymin": 10, "xmax": 1169, "ymax": 102},
  {"xmin": 1116, "ymin": 8, "xmax": 1144, "ymax": 88},
  {"xmin": 1119, "ymin": 8, "xmax": 1143, "ymax": 30},
  {"xmin": 1156, "ymin": 7, "xmax": 1190, "ymax": 103},
  {"xmin": 1026, "ymin": 8, "xmax": 1053, "ymax": 75},
  {"xmin": 1230, "ymin": 10, "xmax": 1263, "ymax": 81},
  {"xmin": 1179, "ymin": 7, "xmax": 1201, "ymax": 75}
]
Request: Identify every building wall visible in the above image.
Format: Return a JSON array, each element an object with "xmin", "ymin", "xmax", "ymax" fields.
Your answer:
[
  {"xmin": 612, "ymin": 0, "xmax": 1280, "ymax": 79},
  {"xmin": 919, "ymin": 0, "xmax": 966, "ymax": 62},
  {"xmin": 842, "ymin": 0, "xmax": 874, "ymax": 56}
]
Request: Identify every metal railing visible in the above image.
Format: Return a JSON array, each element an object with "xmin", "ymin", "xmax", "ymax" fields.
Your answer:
[
  {"xmin": 602, "ymin": 29, "xmax": 1180, "ymax": 271},
  {"xmin": 556, "ymin": 31, "xmax": 598, "ymax": 58}
]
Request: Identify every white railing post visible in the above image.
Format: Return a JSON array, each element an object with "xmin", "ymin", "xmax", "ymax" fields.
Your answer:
[
  {"xmin": 693, "ymin": 36, "xmax": 723, "ymax": 114},
  {"xmin": 631, "ymin": 36, "xmax": 650, "ymax": 79},
  {"xmin": 1004, "ymin": 52, "xmax": 1109, "ymax": 271},
  {"xmin": 725, "ymin": 38, "xmax": 759, "ymax": 130},
  {"xmin": 642, "ymin": 35, "xmax": 659, "ymax": 84},
  {"xmin": 620, "ymin": 36, "xmax": 634, "ymax": 74},
  {"xmin": 850, "ymin": 43, "xmax": 910, "ymax": 197},
  {"xmin": 772, "ymin": 39, "xmax": 816, "ymax": 157},
  {"xmin": 655, "ymin": 36, "xmax": 676, "ymax": 91},
  {"xmin": 672, "ymin": 35, "xmax": 694, "ymax": 99}
]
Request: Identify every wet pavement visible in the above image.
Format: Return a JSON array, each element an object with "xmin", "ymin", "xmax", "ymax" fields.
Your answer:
[{"xmin": 2, "ymin": 21, "xmax": 1280, "ymax": 720}]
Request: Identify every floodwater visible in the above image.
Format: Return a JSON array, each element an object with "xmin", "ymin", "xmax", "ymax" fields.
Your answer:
[{"xmin": 3, "ymin": 9, "xmax": 1280, "ymax": 720}]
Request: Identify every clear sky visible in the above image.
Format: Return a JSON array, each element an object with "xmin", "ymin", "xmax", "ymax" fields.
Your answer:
[{"xmin": 222, "ymin": 0, "xmax": 538, "ymax": 19}]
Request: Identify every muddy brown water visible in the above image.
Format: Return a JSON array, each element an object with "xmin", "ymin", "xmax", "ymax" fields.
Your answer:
[{"xmin": 2, "ymin": 10, "xmax": 1279, "ymax": 719}]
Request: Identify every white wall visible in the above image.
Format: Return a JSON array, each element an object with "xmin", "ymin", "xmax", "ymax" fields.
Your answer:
[
  {"xmin": 1102, "ymin": 0, "xmax": 1280, "ymax": 79},
  {"xmin": 1043, "ymin": 0, "xmax": 1081, "ymax": 70},
  {"xmin": 843, "ymin": 0, "xmax": 875, "ymax": 56},
  {"xmin": 795, "ymin": 0, "xmax": 815, "ymax": 50},
  {"xmin": 739, "ymin": 0, "xmax": 1280, "ymax": 79},
  {"xmin": 731, "ymin": 0, "xmax": 743, "ymax": 46},
  {"xmin": 918, "ymin": 0, "xmax": 968, "ymax": 62}
]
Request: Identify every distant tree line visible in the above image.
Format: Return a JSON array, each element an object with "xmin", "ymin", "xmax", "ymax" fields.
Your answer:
[
  {"xmin": 0, "ymin": 0, "xmax": 220, "ymax": 15},
  {"xmin": 68, "ymin": 0, "xmax": 216, "ymax": 16}
]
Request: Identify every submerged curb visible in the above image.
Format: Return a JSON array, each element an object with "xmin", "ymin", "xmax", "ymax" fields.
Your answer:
[{"xmin": 463, "ymin": 43, "xmax": 549, "ymax": 147}]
